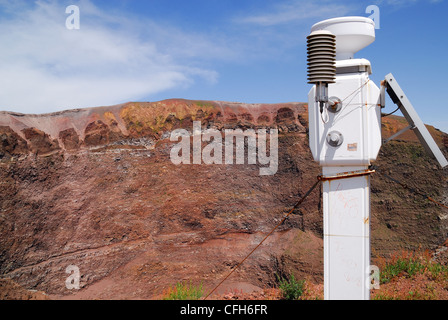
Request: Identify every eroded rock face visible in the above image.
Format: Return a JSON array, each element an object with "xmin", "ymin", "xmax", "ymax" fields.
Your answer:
[
  {"xmin": 59, "ymin": 128, "xmax": 80, "ymax": 151},
  {"xmin": 1, "ymin": 99, "xmax": 445, "ymax": 156},
  {"xmin": 21, "ymin": 127, "xmax": 60, "ymax": 156},
  {"xmin": 0, "ymin": 99, "xmax": 447, "ymax": 300},
  {"xmin": 84, "ymin": 120, "xmax": 110, "ymax": 147},
  {"xmin": 0, "ymin": 126, "xmax": 28, "ymax": 160}
]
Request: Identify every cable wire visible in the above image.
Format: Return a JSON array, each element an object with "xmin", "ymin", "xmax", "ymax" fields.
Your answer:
[
  {"xmin": 373, "ymin": 165, "xmax": 448, "ymax": 210},
  {"xmin": 381, "ymin": 106, "xmax": 400, "ymax": 118},
  {"xmin": 203, "ymin": 178, "xmax": 321, "ymax": 300},
  {"xmin": 340, "ymin": 80, "xmax": 370, "ymax": 105}
]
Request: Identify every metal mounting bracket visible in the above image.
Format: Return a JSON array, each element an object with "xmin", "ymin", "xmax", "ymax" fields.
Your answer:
[
  {"xmin": 383, "ymin": 124, "xmax": 416, "ymax": 144},
  {"xmin": 383, "ymin": 73, "xmax": 448, "ymax": 168}
]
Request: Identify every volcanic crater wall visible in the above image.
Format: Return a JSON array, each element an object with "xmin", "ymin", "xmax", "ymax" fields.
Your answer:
[{"xmin": 0, "ymin": 99, "xmax": 447, "ymax": 299}]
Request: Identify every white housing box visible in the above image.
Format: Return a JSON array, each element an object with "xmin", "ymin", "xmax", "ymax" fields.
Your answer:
[{"xmin": 308, "ymin": 60, "xmax": 382, "ymax": 166}]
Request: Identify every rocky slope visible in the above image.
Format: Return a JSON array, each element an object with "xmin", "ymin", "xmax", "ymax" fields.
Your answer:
[{"xmin": 0, "ymin": 99, "xmax": 447, "ymax": 300}]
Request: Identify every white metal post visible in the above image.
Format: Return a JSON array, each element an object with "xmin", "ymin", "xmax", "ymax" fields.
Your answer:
[{"xmin": 322, "ymin": 166, "xmax": 371, "ymax": 300}]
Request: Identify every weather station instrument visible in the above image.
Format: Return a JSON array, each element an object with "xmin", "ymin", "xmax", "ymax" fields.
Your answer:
[{"xmin": 306, "ymin": 16, "xmax": 448, "ymax": 300}]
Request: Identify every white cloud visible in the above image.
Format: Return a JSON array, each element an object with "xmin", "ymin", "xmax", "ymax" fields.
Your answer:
[{"xmin": 0, "ymin": 0, "xmax": 219, "ymax": 114}]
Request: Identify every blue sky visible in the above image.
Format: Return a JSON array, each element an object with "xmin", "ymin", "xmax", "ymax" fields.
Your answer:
[{"xmin": 0, "ymin": 0, "xmax": 447, "ymax": 132}]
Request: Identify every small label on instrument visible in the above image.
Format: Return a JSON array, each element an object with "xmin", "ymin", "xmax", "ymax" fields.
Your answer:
[{"xmin": 347, "ymin": 143, "xmax": 358, "ymax": 151}]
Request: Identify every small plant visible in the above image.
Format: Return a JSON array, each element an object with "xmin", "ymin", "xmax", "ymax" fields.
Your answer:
[
  {"xmin": 371, "ymin": 248, "xmax": 448, "ymax": 300},
  {"xmin": 162, "ymin": 281, "xmax": 203, "ymax": 300},
  {"xmin": 277, "ymin": 274, "xmax": 305, "ymax": 300}
]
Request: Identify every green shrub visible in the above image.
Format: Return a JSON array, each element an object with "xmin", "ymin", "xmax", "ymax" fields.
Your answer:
[
  {"xmin": 277, "ymin": 274, "xmax": 305, "ymax": 300},
  {"xmin": 380, "ymin": 250, "xmax": 448, "ymax": 284}
]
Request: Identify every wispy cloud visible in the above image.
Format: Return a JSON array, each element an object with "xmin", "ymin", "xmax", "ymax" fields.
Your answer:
[
  {"xmin": 0, "ymin": 0, "xmax": 220, "ymax": 113},
  {"xmin": 237, "ymin": 0, "xmax": 354, "ymax": 26},
  {"xmin": 373, "ymin": 0, "xmax": 444, "ymax": 6}
]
